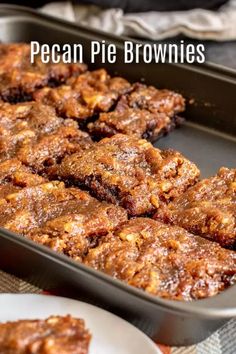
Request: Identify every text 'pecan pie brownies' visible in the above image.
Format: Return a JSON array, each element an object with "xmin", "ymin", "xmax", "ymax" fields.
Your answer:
[{"xmin": 52, "ymin": 134, "xmax": 200, "ymax": 216}]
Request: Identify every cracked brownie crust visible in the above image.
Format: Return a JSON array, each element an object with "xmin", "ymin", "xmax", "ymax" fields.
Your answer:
[
  {"xmin": 0, "ymin": 181, "xmax": 69, "ymax": 234},
  {"xmin": 53, "ymin": 134, "xmax": 200, "ymax": 216},
  {"xmin": 0, "ymin": 102, "xmax": 64, "ymax": 161},
  {"xmin": 126, "ymin": 83, "xmax": 185, "ymax": 116},
  {"xmin": 84, "ymin": 218, "xmax": 236, "ymax": 301},
  {"xmin": 155, "ymin": 167, "xmax": 236, "ymax": 248},
  {"xmin": 0, "ymin": 315, "xmax": 91, "ymax": 354}
]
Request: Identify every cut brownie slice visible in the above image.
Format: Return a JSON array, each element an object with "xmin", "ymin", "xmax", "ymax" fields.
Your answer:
[
  {"xmin": 0, "ymin": 181, "xmax": 67, "ymax": 233},
  {"xmin": 0, "ymin": 43, "xmax": 30, "ymax": 73},
  {"xmin": 0, "ymin": 180, "xmax": 127, "ymax": 246},
  {"xmin": 52, "ymin": 134, "xmax": 199, "ymax": 216},
  {"xmin": 0, "ymin": 43, "xmax": 87, "ymax": 102},
  {"xmin": 0, "ymin": 159, "xmax": 46, "ymax": 198},
  {"xmin": 16, "ymin": 120, "xmax": 92, "ymax": 173},
  {"xmin": 0, "ymin": 158, "xmax": 37, "ymax": 184},
  {"xmin": 0, "ymin": 102, "xmax": 65, "ymax": 161},
  {"xmin": 155, "ymin": 167, "xmax": 236, "ymax": 249},
  {"xmin": 88, "ymin": 84, "xmax": 185, "ymax": 141},
  {"xmin": 27, "ymin": 196, "xmax": 127, "ymax": 260},
  {"xmin": 0, "ymin": 101, "xmax": 93, "ymax": 172},
  {"xmin": 127, "ymin": 83, "xmax": 185, "ymax": 116},
  {"xmin": 84, "ymin": 218, "xmax": 236, "ymax": 301},
  {"xmin": 0, "ymin": 315, "xmax": 91, "ymax": 354},
  {"xmin": 0, "ymin": 101, "xmax": 62, "ymax": 133},
  {"xmin": 33, "ymin": 69, "xmax": 131, "ymax": 122}
]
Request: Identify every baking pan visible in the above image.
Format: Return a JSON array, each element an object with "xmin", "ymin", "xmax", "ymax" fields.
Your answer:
[{"xmin": 0, "ymin": 4, "xmax": 235, "ymax": 346}]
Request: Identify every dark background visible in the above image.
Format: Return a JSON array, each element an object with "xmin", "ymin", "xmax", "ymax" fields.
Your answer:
[{"xmin": 4, "ymin": 0, "xmax": 229, "ymax": 11}]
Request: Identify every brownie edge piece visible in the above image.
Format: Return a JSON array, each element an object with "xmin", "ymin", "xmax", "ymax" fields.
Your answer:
[
  {"xmin": 155, "ymin": 167, "xmax": 236, "ymax": 249},
  {"xmin": 0, "ymin": 315, "xmax": 91, "ymax": 354},
  {"xmin": 84, "ymin": 218, "xmax": 236, "ymax": 301},
  {"xmin": 53, "ymin": 134, "xmax": 200, "ymax": 216}
]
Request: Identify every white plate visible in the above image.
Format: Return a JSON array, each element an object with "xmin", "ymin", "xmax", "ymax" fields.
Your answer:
[{"xmin": 0, "ymin": 294, "xmax": 160, "ymax": 354}]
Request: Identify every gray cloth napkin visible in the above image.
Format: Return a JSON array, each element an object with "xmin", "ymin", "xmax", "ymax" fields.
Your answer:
[{"xmin": 40, "ymin": 0, "xmax": 236, "ymax": 40}]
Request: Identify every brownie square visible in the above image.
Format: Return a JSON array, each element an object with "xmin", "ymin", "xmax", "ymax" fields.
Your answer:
[
  {"xmin": 0, "ymin": 158, "xmax": 47, "ymax": 198},
  {"xmin": 0, "ymin": 180, "xmax": 127, "ymax": 251},
  {"xmin": 0, "ymin": 315, "xmax": 91, "ymax": 354},
  {"xmin": 0, "ymin": 102, "xmax": 64, "ymax": 161},
  {"xmin": 52, "ymin": 134, "xmax": 200, "ymax": 216},
  {"xmin": 16, "ymin": 120, "xmax": 92, "ymax": 173},
  {"xmin": 0, "ymin": 43, "xmax": 87, "ymax": 102},
  {"xmin": 155, "ymin": 167, "xmax": 236, "ymax": 248},
  {"xmin": 33, "ymin": 69, "xmax": 131, "ymax": 122},
  {"xmin": 85, "ymin": 218, "xmax": 236, "ymax": 301},
  {"xmin": 28, "ymin": 194, "xmax": 127, "ymax": 260},
  {"xmin": 0, "ymin": 101, "xmax": 93, "ymax": 172},
  {"xmin": 88, "ymin": 83, "xmax": 185, "ymax": 141}
]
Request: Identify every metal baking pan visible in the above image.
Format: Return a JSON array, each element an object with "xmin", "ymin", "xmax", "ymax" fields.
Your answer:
[{"xmin": 0, "ymin": 4, "xmax": 235, "ymax": 346}]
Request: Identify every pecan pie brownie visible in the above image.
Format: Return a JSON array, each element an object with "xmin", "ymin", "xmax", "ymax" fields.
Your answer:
[
  {"xmin": 0, "ymin": 159, "xmax": 46, "ymax": 198},
  {"xmin": 88, "ymin": 83, "xmax": 185, "ymax": 141},
  {"xmin": 0, "ymin": 43, "xmax": 87, "ymax": 102},
  {"xmin": 85, "ymin": 218, "xmax": 236, "ymax": 301},
  {"xmin": 52, "ymin": 134, "xmax": 200, "ymax": 216},
  {"xmin": 0, "ymin": 101, "xmax": 92, "ymax": 172},
  {"xmin": 33, "ymin": 69, "xmax": 131, "ymax": 122},
  {"xmin": 0, "ymin": 181, "xmax": 127, "ymax": 249},
  {"xmin": 0, "ymin": 315, "xmax": 91, "ymax": 354},
  {"xmin": 155, "ymin": 167, "xmax": 236, "ymax": 248}
]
